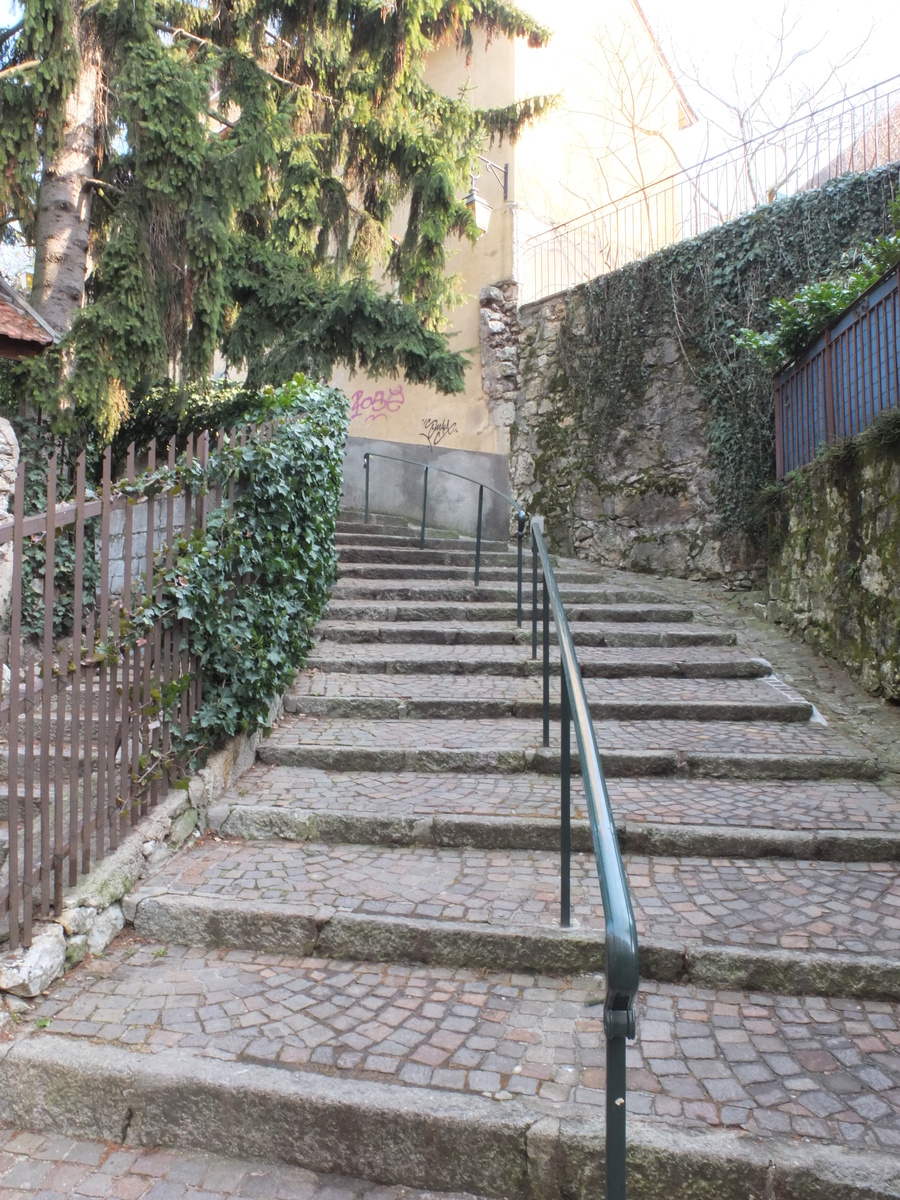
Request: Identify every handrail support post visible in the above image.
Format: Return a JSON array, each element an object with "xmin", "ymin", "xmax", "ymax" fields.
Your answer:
[
  {"xmin": 560, "ymin": 676, "xmax": 571, "ymax": 927},
  {"xmin": 363, "ymin": 453, "xmax": 370, "ymax": 524},
  {"xmin": 516, "ymin": 511, "xmax": 525, "ymax": 629},
  {"xmin": 420, "ymin": 467, "xmax": 428, "ymax": 550},
  {"xmin": 542, "ymin": 574, "xmax": 550, "ymax": 747},
  {"xmin": 531, "ymin": 532, "xmax": 538, "ymax": 660},
  {"xmin": 605, "ymin": 1026, "xmax": 628, "ymax": 1200},
  {"xmin": 474, "ymin": 486, "xmax": 484, "ymax": 587}
]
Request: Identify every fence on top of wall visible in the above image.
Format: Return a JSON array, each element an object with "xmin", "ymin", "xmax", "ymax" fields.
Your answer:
[{"xmin": 774, "ymin": 266, "xmax": 900, "ymax": 477}]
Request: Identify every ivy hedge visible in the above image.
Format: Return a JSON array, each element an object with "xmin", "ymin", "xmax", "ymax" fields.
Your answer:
[
  {"xmin": 532, "ymin": 165, "xmax": 900, "ymax": 550},
  {"xmin": 132, "ymin": 375, "xmax": 348, "ymax": 757}
]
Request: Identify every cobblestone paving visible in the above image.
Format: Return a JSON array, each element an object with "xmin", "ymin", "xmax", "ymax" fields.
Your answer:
[
  {"xmin": 315, "ymin": 619, "xmax": 730, "ymax": 647},
  {"xmin": 220, "ymin": 766, "xmax": 900, "ymax": 832},
  {"xmin": 264, "ymin": 715, "xmax": 868, "ymax": 758},
  {"xmin": 589, "ymin": 567, "xmax": 900, "ymax": 786},
  {"xmin": 136, "ymin": 838, "xmax": 900, "ymax": 957},
  {"xmin": 288, "ymin": 673, "xmax": 808, "ymax": 708},
  {"xmin": 26, "ymin": 941, "xmax": 900, "ymax": 1150},
  {"xmin": 307, "ymin": 642, "xmax": 768, "ymax": 673},
  {"xmin": 0, "ymin": 1125, "xmax": 476, "ymax": 1199}
]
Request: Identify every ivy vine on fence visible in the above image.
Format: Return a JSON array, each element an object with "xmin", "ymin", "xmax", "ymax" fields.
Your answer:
[{"xmin": 132, "ymin": 375, "xmax": 348, "ymax": 759}]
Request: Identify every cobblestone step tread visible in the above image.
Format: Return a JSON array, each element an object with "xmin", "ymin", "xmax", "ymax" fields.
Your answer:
[
  {"xmin": 5, "ymin": 1029, "xmax": 900, "ymax": 1200},
  {"xmin": 335, "ymin": 534, "xmax": 512, "ymax": 552},
  {"xmin": 324, "ymin": 601, "xmax": 694, "ymax": 623},
  {"xmin": 284, "ymin": 673, "xmax": 813, "ymax": 722},
  {"xmin": 316, "ymin": 621, "xmax": 732, "ymax": 649},
  {"xmin": 16, "ymin": 938, "xmax": 900, "ymax": 1157},
  {"xmin": 262, "ymin": 716, "xmax": 873, "ymax": 763},
  {"xmin": 307, "ymin": 644, "xmax": 773, "ymax": 679},
  {"xmin": 126, "ymin": 838, "xmax": 900, "ymax": 992},
  {"xmin": 335, "ymin": 565, "xmax": 610, "ymax": 583},
  {"xmin": 331, "ymin": 583, "xmax": 671, "ymax": 604},
  {"xmin": 215, "ymin": 765, "xmax": 900, "ymax": 835},
  {"xmin": 0, "ymin": 1125, "xmax": 471, "ymax": 1200}
]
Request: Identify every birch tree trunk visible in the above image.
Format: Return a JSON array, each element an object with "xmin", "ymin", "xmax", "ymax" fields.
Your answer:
[{"xmin": 29, "ymin": 8, "xmax": 102, "ymax": 333}]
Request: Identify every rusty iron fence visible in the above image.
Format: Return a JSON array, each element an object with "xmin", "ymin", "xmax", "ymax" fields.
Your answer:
[
  {"xmin": 520, "ymin": 72, "xmax": 900, "ymax": 305},
  {"xmin": 774, "ymin": 266, "xmax": 900, "ymax": 476},
  {"xmin": 0, "ymin": 426, "xmax": 260, "ymax": 950}
]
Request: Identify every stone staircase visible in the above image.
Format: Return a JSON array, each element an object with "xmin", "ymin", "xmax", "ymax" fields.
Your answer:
[{"xmin": 1, "ymin": 510, "xmax": 899, "ymax": 1199}]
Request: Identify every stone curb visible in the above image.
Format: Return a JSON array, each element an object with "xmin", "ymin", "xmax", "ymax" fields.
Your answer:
[
  {"xmin": 1, "ymin": 1037, "xmax": 898, "ymax": 1200},
  {"xmin": 257, "ymin": 743, "xmax": 879, "ymax": 781},
  {"xmin": 0, "ymin": 712, "xmax": 273, "ymax": 1000},
  {"xmin": 129, "ymin": 895, "xmax": 900, "ymax": 1000},
  {"xmin": 205, "ymin": 804, "xmax": 900, "ymax": 862}
]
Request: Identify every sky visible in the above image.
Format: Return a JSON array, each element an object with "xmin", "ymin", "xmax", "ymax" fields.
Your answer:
[{"xmin": 639, "ymin": 0, "xmax": 900, "ymax": 155}]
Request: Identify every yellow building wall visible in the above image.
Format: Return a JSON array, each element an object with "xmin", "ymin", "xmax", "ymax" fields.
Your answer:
[
  {"xmin": 333, "ymin": 35, "xmax": 517, "ymax": 457},
  {"xmin": 334, "ymin": 0, "xmax": 689, "ymax": 458}
]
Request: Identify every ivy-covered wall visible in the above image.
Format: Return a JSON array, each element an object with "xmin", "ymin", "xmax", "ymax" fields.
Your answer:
[
  {"xmin": 765, "ymin": 413, "xmax": 900, "ymax": 699},
  {"xmin": 508, "ymin": 166, "xmax": 900, "ymax": 581}
]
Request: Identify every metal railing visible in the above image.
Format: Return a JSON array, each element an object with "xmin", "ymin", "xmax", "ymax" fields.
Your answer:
[
  {"xmin": 775, "ymin": 264, "xmax": 900, "ymax": 476},
  {"xmin": 358, "ymin": 456, "xmax": 640, "ymax": 1197},
  {"xmin": 531, "ymin": 521, "xmax": 640, "ymax": 1200},
  {"xmin": 0, "ymin": 422, "xmax": 277, "ymax": 949},
  {"xmin": 362, "ymin": 451, "xmax": 528, "ymax": 625},
  {"xmin": 520, "ymin": 72, "xmax": 900, "ymax": 304}
]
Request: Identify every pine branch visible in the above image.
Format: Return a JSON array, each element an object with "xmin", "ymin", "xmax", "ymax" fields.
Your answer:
[{"xmin": 0, "ymin": 59, "xmax": 39, "ymax": 81}]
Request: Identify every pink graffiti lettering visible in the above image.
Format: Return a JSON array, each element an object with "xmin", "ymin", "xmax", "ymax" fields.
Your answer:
[{"xmin": 350, "ymin": 385, "xmax": 406, "ymax": 422}]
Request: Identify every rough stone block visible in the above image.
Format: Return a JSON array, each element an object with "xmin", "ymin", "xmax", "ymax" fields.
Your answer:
[{"xmin": 0, "ymin": 923, "xmax": 66, "ymax": 997}]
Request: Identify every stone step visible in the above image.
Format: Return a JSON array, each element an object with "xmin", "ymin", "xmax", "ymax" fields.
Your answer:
[
  {"xmin": 335, "ymin": 532, "xmax": 513, "ymax": 553},
  {"xmin": 0, "ymin": 1118, "xmax": 500, "ymax": 1200},
  {"xmin": 6, "ymin": 946, "xmax": 900, "ymax": 1198},
  {"xmin": 315, "ymin": 621, "xmax": 732, "ymax": 648},
  {"xmin": 285, "ymin": 673, "xmax": 813, "ymax": 723},
  {"xmin": 124, "ymin": 837, "xmax": 900, "ymax": 996},
  {"xmin": 338, "ymin": 547, "xmax": 525, "ymax": 568},
  {"xmin": 307, "ymin": 643, "xmax": 773, "ymax": 679},
  {"xmin": 207, "ymin": 800, "xmax": 900, "ymax": 863},
  {"xmin": 259, "ymin": 716, "xmax": 878, "ymax": 780},
  {"xmin": 331, "ymin": 581, "xmax": 670, "ymax": 604},
  {"xmin": 212, "ymin": 763, "xmax": 900, "ymax": 845},
  {"xmin": 336, "ymin": 564, "xmax": 609, "ymax": 583},
  {"xmin": 324, "ymin": 600, "xmax": 695, "ymax": 624}
]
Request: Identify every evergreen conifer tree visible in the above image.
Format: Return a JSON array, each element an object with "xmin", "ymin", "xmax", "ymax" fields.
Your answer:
[{"xmin": 0, "ymin": 0, "xmax": 549, "ymax": 435}]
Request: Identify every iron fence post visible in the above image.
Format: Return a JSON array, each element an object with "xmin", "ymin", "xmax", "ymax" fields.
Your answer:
[
  {"xmin": 420, "ymin": 466, "xmax": 428, "ymax": 549},
  {"xmin": 474, "ymin": 485, "xmax": 484, "ymax": 587},
  {"xmin": 542, "ymin": 574, "xmax": 550, "ymax": 747},
  {"xmin": 560, "ymin": 675, "xmax": 571, "ymax": 927},
  {"xmin": 363, "ymin": 453, "xmax": 370, "ymax": 524}
]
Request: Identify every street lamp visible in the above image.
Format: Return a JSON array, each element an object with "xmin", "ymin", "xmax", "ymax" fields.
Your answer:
[{"xmin": 464, "ymin": 154, "xmax": 509, "ymax": 235}]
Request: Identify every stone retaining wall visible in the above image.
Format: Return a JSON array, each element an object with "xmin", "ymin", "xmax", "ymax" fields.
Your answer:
[{"xmin": 765, "ymin": 437, "xmax": 900, "ymax": 700}]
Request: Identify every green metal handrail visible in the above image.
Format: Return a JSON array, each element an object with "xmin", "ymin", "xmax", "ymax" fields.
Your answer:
[
  {"xmin": 362, "ymin": 450, "xmax": 527, "ymax": 625},
  {"xmin": 357, "ymin": 454, "xmax": 639, "ymax": 1196},
  {"xmin": 531, "ymin": 520, "xmax": 640, "ymax": 1200}
]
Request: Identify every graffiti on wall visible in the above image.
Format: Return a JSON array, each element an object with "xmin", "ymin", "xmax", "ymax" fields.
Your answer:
[
  {"xmin": 350, "ymin": 385, "xmax": 406, "ymax": 422},
  {"xmin": 420, "ymin": 417, "xmax": 459, "ymax": 449}
]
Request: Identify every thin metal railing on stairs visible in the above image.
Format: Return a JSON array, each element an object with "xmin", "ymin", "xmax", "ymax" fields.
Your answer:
[
  {"xmin": 532, "ymin": 520, "xmax": 640, "ymax": 1200},
  {"xmin": 362, "ymin": 451, "xmax": 527, "ymax": 626},
  {"xmin": 356, "ymin": 459, "xmax": 640, "ymax": 1200}
]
